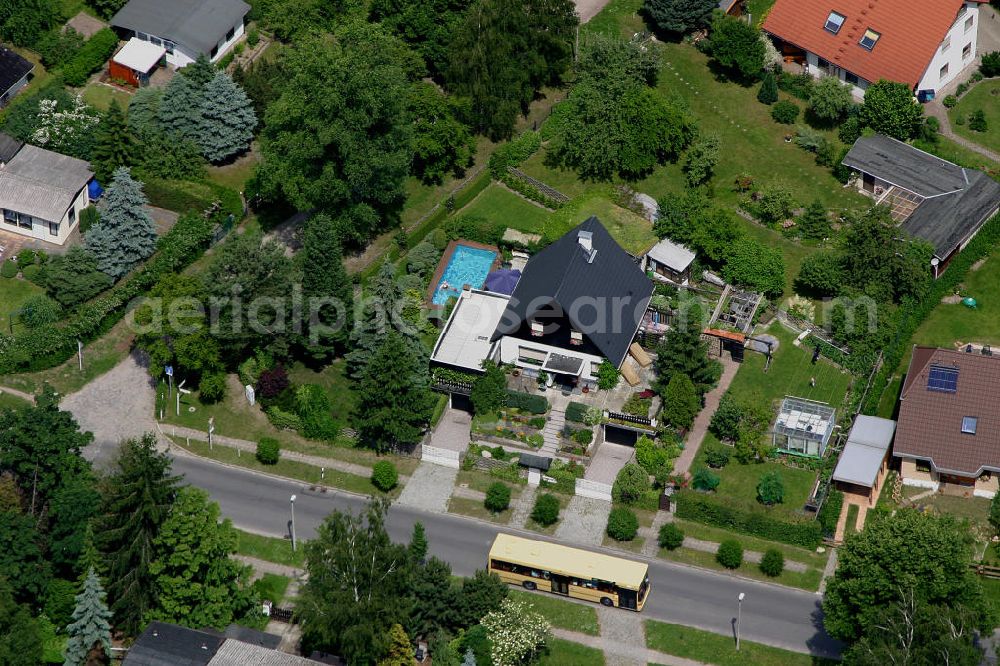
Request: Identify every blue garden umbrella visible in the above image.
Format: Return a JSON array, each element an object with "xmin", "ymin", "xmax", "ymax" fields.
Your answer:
[{"xmin": 484, "ymin": 269, "xmax": 521, "ymax": 295}]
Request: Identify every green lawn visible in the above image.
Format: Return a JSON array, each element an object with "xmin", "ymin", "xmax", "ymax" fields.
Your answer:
[
  {"xmin": 447, "ymin": 494, "xmax": 519, "ymax": 524},
  {"xmin": 645, "ymin": 620, "xmax": 814, "ymax": 666},
  {"xmin": 207, "ymin": 149, "xmax": 260, "ymax": 191},
  {"xmin": 234, "ymin": 528, "xmax": 305, "ymax": 567},
  {"xmin": 286, "ymin": 359, "xmax": 357, "ymax": 423},
  {"xmin": 460, "ymin": 182, "xmax": 552, "ymax": 235},
  {"xmin": 538, "ymin": 638, "xmax": 605, "ymax": 665},
  {"xmin": 510, "ymin": 590, "xmax": 600, "ymax": 635},
  {"xmin": 170, "ymin": 435, "xmax": 402, "ymax": 498},
  {"xmin": 912, "ymin": 249, "xmax": 1000, "ymax": 349},
  {"xmin": 659, "ymin": 545, "xmax": 824, "ymax": 591},
  {"xmin": 914, "ymin": 135, "xmax": 1000, "ymax": 173},
  {"xmin": 0, "ymin": 391, "xmax": 30, "ymax": 410},
  {"xmin": 746, "ymin": 0, "xmax": 777, "ymax": 25},
  {"xmin": 81, "ymin": 83, "xmax": 134, "ymax": 112},
  {"xmin": 728, "ymin": 321, "xmax": 854, "ymax": 412},
  {"xmin": 255, "ymin": 573, "xmax": 291, "ymax": 605},
  {"xmin": 949, "ymin": 80, "xmax": 1000, "ymax": 156},
  {"xmin": 845, "ymin": 504, "xmax": 859, "ymax": 534},
  {"xmin": 0, "ymin": 276, "xmax": 45, "ymax": 334},
  {"xmin": 670, "ymin": 519, "xmax": 828, "ymax": 568}
]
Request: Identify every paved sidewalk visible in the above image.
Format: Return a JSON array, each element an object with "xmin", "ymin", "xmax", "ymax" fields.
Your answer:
[
  {"xmin": 552, "ymin": 627, "xmax": 708, "ymax": 666},
  {"xmin": 555, "ymin": 496, "xmax": 611, "ymax": 546},
  {"xmin": 674, "ymin": 356, "xmax": 739, "ymax": 476},
  {"xmin": 235, "ymin": 555, "xmax": 301, "ymax": 579},
  {"xmin": 642, "ymin": 511, "xmax": 673, "ymax": 557},
  {"xmin": 509, "ymin": 485, "xmax": 538, "ymax": 528},
  {"xmin": 396, "ymin": 462, "xmax": 458, "ymax": 513},
  {"xmin": 598, "ymin": 605, "xmax": 647, "ymax": 666},
  {"xmin": 817, "ymin": 547, "xmax": 838, "ymax": 596}
]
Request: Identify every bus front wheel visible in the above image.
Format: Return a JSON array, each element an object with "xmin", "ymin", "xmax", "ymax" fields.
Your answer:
[
  {"xmin": 600, "ymin": 597, "xmax": 614, "ymax": 607},
  {"xmin": 522, "ymin": 581, "xmax": 537, "ymax": 591}
]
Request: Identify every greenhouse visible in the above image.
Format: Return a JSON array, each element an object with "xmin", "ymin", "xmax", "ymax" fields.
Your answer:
[{"xmin": 773, "ymin": 396, "xmax": 836, "ymax": 457}]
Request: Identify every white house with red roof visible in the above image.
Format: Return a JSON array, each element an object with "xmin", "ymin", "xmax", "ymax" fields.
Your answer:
[{"xmin": 763, "ymin": 0, "xmax": 987, "ymax": 98}]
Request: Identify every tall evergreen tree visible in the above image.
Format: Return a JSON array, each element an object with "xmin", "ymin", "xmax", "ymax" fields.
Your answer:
[
  {"xmin": 378, "ymin": 624, "xmax": 413, "ymax": 666},
  {"xmin": 48, "ymin": 471, "xmax": 100, "ymax": 578},
  {"xmin": 85, "ymin": 167, "xmax": 157, "ymax": 279},
  {"xmin": 179, "ymin": 54, "xmax": 216, "ymax": 86},
  {"xmin": 98, "ymin": 433, "xmax": 180, "ymax": 635},
  {"xmin": 355, "ymin": 331, "xmax": 433, "ymax": 452},
  {"xmin": 91, "ymin": 100, "xmax": 136, "ymax": 183},
  {"xmin": 195, "ymin": 71, "xmax": 257, "ymax": 163},
  {"xmin": 126, "ymin": 87, "xmax": 163, "ymax": 139},
  {"xmin": 797, "ymin": 200, "xmax": 830, "ymax": 240},
  {"xmin": 408, "ymin": 522, "xmax": 428, "ymax": 562},
  {"xmin": 347, "ymin": 261, "xmax": 401, "ymax": 380},
  {"xmin": 63, "ymin": 567, "xmax": 112, "ymax": 666},
  {"xmin": 157, "ymin": 74, "xmax": 201, "ymax": 143},
  {"xmin": 300, "ymin": 213, "xmax": 353, "ymax": 362},
  {"xmin": 147, "ymin": 487, "xmax": 252, "ymax": 629},
  {"xmin": 644, "ymin": 0, "xmax": 717, "ymax": 35},
  {"xmin": 757, "ymin": 71, "xmax": 778, "ymax": 105},
  {"xmin": 654, "ymin": 303, "xmax": 720, "ymax": 396}
]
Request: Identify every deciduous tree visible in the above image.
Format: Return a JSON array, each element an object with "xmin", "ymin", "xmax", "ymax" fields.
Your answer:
[
  {"xmin": 859, "ymin": 80, "xmax": 923, "ymax": 141},
  {"xmin": 408, "ymin": 82, "xmax": 475, "ymax": 184},
  {"xmin": 682, "ymin": 134, "xmax": 720, "ymax": 187},
  {"xmin": 809, "ymin": 76, "xmax": 854, "ymax": 123},
  {"xmin": 471, "ymin": 361, "xmax": 507, "ymax": 415},
  {"xmin": 710, "ymin": 15, "xmax": 765, "ymax": 81},
  {"xmin": 371, "ymin": 0, "xmax": 473, "ymax": 75},
  {"xmin": 85, "ymin": 167, "xmax": 157, "ymax": 280},
  {"xmin": 0, "ymin": 578, "xmax": 42, "ymax": 666},
  {"xmin": 480, "ymin": 598, "xmax": 551, "ymax": 665},
  {"xmin": 721, "ymin": 237, "xmax": 786, "ymax": 296}
]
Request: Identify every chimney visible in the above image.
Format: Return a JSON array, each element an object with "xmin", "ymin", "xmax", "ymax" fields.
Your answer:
[{"xmin": 577, "ymin": 230, "xmax": 597, "ymax": 263}]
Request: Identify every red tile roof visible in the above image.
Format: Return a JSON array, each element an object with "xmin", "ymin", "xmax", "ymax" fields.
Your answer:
[
  {"xmin": 895, "ymin": 347, "xmax": 1000, "ymax": 477},
  {"xmin": 762, "ymin": 0, "xmax": 968, "ymax": 88}
]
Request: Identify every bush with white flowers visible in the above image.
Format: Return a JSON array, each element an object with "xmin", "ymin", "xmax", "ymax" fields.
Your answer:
[{"xmin": 480, "ymin": 597, "xmax": 551, "ymax": 666}]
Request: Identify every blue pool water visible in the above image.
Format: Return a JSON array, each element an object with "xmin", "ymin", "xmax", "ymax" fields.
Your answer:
[{"xmin": 432, "ymin": 244, "xmax": 497, "ymax": 305}]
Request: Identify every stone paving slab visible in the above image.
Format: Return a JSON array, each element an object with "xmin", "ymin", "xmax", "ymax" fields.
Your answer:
[
  {"xmin": 395, "ymin": 462, "xmax": 459, "ymax": 513},
  {"xmin": 555, "ymin": 496, "xmax": 611, "ymax": 547},
  {"xmin": 509, "ymin": 485, "xmax": 538, "ymax": 528}
]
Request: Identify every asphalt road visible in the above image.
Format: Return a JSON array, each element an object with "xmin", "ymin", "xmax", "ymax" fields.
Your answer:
[{"xmin": 172, "ymin": 453, "xmax": 841, "ymax": 658}]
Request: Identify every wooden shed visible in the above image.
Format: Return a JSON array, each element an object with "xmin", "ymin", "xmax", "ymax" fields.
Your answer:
[{"xmin": 109, "ymin": 37, "xmax": 165, "ymax": 87}]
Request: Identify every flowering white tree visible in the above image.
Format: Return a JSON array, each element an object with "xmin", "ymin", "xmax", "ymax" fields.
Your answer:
[
  {"xmin": 31, "ymin": 95, "xmax": 100, "ymax": 155},
  {"xmin": 480, "ymin": 598, "xmax": 551, "ymax": 666}
]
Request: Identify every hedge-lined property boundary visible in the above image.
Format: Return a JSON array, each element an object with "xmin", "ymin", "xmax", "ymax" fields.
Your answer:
[
  {"xmin": 505, "ymin": 390, "xmax": 549, "ymax": 415},
  {"xmin": 675, "ymin": 491, "xmax": 823, "ymax": 549},
  {"xmin": 63, "ymin": 28, "xmax": 118, "ymax": 86}
]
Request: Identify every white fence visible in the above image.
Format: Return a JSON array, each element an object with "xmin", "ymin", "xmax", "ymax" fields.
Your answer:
[
  {"xmin": 422, "ymin": 444, "xmax": 461, "ymax": 469},
  {"xmin": 575, "ymin": 478, "xmax": 612, "ymax": 502}
]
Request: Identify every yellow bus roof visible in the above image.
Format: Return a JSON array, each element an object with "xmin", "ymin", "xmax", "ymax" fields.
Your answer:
[{"xmin": 489, "ymin": 533, "xmax": 648, "ymax": 590}]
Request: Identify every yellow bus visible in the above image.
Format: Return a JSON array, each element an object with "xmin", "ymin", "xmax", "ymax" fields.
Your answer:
[{"xmin": 488, "ymin": 533, "xmax": 650, "ymax": 611}]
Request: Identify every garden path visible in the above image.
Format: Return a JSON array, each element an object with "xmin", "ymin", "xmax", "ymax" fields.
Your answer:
[
  {"xmin": 0, "ymin": 385, "xmax": 34, "ymax": 403},
  {"xmin": 509, "ymin": 485, "xmax": 538, "ymax": 528},
  {"xmin": 674, "ymin": 356, "xmax": 740, "ymax": 476},
  {"xmin": 642, "ymin": 510, "xmax": 674, "ymax": 557}
]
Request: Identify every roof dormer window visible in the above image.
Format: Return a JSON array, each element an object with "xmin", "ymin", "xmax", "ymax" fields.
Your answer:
[
  {"xmin": 859, "ymin": 28, "xmax": 880, "ymax": 51},
  {"xmin": 825, "ymin": 11, "xmax": 846, "ymax": 34}
]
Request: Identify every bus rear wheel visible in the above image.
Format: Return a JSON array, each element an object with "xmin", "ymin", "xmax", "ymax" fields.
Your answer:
[
  {"xmin": 522, "ymin": 581, "xmax": 537, "ymax": 591},
  {"xmin": 600, "ymin": 597, "xmax": 614, "ymax": 607}
]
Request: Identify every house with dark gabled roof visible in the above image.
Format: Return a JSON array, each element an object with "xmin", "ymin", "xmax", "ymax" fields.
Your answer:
[
  {"xmin": 894, "ymin": 346, "xmax": 1000, "ymax": 498},
  {"xmin": 763, "ymin": 0, "xmax": 986, "ymax": 98},
  {"xmin": 110, "ymin": 0, "xmax": 250, "ymax": 68},
  {"xmin": 0, "ymin": 45, "xmax": 32, "ymax": 107},
  {"xmin": 842, "ymin": 134, "xmax": 1000, "ymax": 275},
  {"xmin": 490, "ymin": 216, "xmax": 654, "ymax": 388}
]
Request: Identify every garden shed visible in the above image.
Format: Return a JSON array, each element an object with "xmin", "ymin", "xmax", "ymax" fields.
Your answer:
[
  {"xmin": 833, "ymin": 415, "xmax": 895, "ymax": 504},
  {"xmin": 773, "ymin": 396, "xmax": 836, "ymax": 457},
  {"xmin": 110, "ymin": 37, "xmax": 165, "ymax": 87}
]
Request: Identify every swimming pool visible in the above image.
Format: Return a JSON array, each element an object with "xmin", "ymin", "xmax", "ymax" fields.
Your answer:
[{"xmin": 431, "ymin": 243, "xmax": 498, "ymax": 306}]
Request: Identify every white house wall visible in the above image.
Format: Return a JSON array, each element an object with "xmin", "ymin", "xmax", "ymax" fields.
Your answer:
[
  {"xmin": 0, "ymin": 187, "xmax": 87, "ymax": 246},
  {"xmin": 804, "ymin": 52, "xmax": 869, "ymax": 99},
  {"xmin": 917, "ymin": 2, "xmax": 979, "ymax": 93},
  {"xmin": 496, "ymin": 336, "xmax": 605, "ymax": 382},
  {"xmin": 209, "ymin": 21, "xmax": 245, "ymax": 63},
  {"xmin": 131, "ymin": 18, "xmax": 245, "ymax": 69}
]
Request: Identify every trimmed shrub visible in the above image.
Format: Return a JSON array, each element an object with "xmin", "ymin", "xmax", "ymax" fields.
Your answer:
[
  {"xmin": 596, "ymin": 360, "xmax": 619, "ymax": 390},
  {"xmin": 485, "ymin": 482, "xmax": 512, "ymax": 513},
  {"xmin": 658, "ymin": 523, "xmax": 684, "ymax": 550},
  {"xmin": 716, "ymin": 539, "xmax": 743, "ymax": 569},
  {"xmin": 981, "ymin": 51, "xmax": 1000, "ymax": 78},
  {"xmin": 612, "ymin": 463, "xmax": 651, "ymax": 505},
  {"xmin": 756, "ymin": 471, "xmax": 785, "ymax": 505},
  {"xmin": 1, "ymin": 259, "xmax": 17, "ymax": 278},
  {"xmin": 692, "ymin": 467, "xmax": 721, "ymax": 492},
  {"xmin": 247, "ymin": 27, "xmax": 260, "ymax": 47},
  {"xmin": 505, "ymin": 390, "xmax": 548, "ymax": 414},
  {"xmin": 143, "ymin": 178, "xmax": 243, "ymax": 218},
  {"xmin": 20, "ymin": 263, "xmax": 40, "ymax": 283},
  {"xmin": 79, "ymin": 206, "xmax": 99, "ymax": 234},
  {"xmin": 266, "ymin": 406, "xmax": 302, "ymax": 431},
  {"xmin": 771, "ymin": 100, "xmax": 800, "ymax": 124},
  {"xmin": 17, "ymin": 249, "xmax": 35, "ymax": 265},
  {"xmin": 256, "ymin": 437, "xmax": 280, "ymax": 464},
  {"xmin": 488, "ymin": 130, "xmax": 541, "ymax": 178},
  {"xmin": 531, "ymin": 493, "xmax": 560, "ymax": 526},
  {"xmin": 198, "ymin": 371, "xmax": 227, "ymax": 404},
  {"xmin": 704, "ymin": 445, "xmax": 730, "ymax": 469},
  {"xmin": 606, "ymin": 507, "xmax": 639, "ymax": 542},
  {"xmin": 942, "ymin": 95, "xmax": 958, "ymax": 108},
  {"xmin": 675, "ymin": 491, "xmax": 823, "ymax": 549},
  {"xmin": 63, "ymin": 28, "xmax": 119, "ymax": 86},
  {"xmin": 759, "ymin": 549, "xmax": 784, "ymax": 577},
  {"xmin": 969, "ymin": 109, "xmax": 988, "ymax": 133},
  {"xmin": 572, "ymin": 429, "xmax": 593, "ymax": 445},
  {"xmin": 565, "ymin": 401, "xmax": 590, "ymax": 423},
  {"xmin": 817, "ymin": 490, "xmax": 844, "ymax": 536},
  {"xmin": 372, "ymin": 461, "xmax": 399, "ymax": 492}
]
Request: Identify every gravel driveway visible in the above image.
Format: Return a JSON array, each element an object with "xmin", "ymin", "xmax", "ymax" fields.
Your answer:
[
  {"xmin": 61, "ymin": 353, "xmax": 157, "ymax": 468},
  {"xmin": 575, "ymin": 0, "xmax": 613, "ymax": 23}
]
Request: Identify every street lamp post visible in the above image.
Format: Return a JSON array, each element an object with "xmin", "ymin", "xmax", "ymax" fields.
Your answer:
[
  {"xmin": 736, "ymin": 592, "xmax": 746, "ymax": 651},
  {"xmin": 290, "ymin": 494, "xmax": 297, "ymax": 551}
]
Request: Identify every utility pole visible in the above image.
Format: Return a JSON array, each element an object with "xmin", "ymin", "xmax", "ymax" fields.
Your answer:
[
  {"xmin": 736, "ymin": 592, "xmax": 745, "ymax": 650},
  {"xmin": 290, "ymin": 494, "xmax": 297, "ymax": 551},
  {"xmin": 208, "ymin": 417, "xmax": 215, "ymax": 451}
]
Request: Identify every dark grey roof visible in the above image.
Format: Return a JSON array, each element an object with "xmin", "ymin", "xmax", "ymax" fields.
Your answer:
[
  {"xmin": 223, "ymin": 625, "xmax": 281, "ymax": 650},
  {"xmin": 0, "ymin": 132, "xmax": 23, "ymax": 163},
  {"xmin": 519, "ymin": 453, "xmax": 552, "ymax": 471},
  {"xmin": 543, "ymin": 353, "xmax": 585, "ymax": 375},
  {"xmin": 492, "ymin": 217, "xmax": 653, "ymax": 368},
  {"xmin": 0, "ymin": 46, "xmax": 32, "ymax": 96},
  {"xmin": 111, "ymin": 0, "xmax": 250, "ymax": 56},
  {"xmin": 903, "ymin": 171, "xmax": 1000, "ymax": 260},
  {"xmin": 842, "ymin": 135, "xmax": 968, "ymax": 197},
  {"xmin": 124, "ymin": 622, "xmax": 223, "ymax": 666}
]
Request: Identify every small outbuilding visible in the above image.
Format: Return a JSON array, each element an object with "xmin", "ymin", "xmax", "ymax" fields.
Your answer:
[
  {"xmin": 0, "ymin": 45, "xmax": 32, "ymax": 107},
  {"xmin": 643, "ymin": 238, "xmax": 696, "ymax": 285},
  {"xmin": 832, "ymin": 415, "xmax": 895, "ymax": 505},
  {"xmin": 773, "ymin": 396, "xmax": 836, "ymax": 457},
  {"xmin": 110, "ymin": 37, "xmax": 166, "ymax": 87}
]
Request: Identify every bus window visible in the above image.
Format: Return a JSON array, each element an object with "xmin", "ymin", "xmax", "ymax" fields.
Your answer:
[{"xmin": 639, "ymin": 577, "xmax": 649, "ymax": 601}]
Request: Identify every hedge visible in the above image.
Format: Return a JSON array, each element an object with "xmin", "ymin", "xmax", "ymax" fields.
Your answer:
[
  {"xmin": 863, "ymin": 212, "xmax": 1000, "ymax": 414},
  {"xmin": 0, "ymin": 212, "xmax": 216, "ymax": 374},
  {"xmin": 144, "ymin": 179, "xmax": 243, "ymax": 218},
  {"xmin": 505, "ymin": 390, "xmax": 548, "ymax": 415},
  {"xmin": 817, "ymin": 489, "xmax": 844, "ymax": 536},
  {"xmin": 565, "ymin": 401, "xmax": 590, "ymax": 423},
  {"xmin": 675, "ymin": 491, "xmax": 823, "ymax": 549},
  {"xmin": 63, "ymin": 28, "xmax": 118, "ymax": 86},
  {"xmin": 488, "ymin": 131, "xmax": 541, "ymax": 178}
]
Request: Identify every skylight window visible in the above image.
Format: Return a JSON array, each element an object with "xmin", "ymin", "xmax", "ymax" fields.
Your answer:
[
  {"xmin": 962, "ymin": 416, "xmax": 978, "ymax": 434},
  {"xmin": 859, "ymin": 29, "xmax": 881, "ymax": 50},
  {"xmin": 927, "ymin": 365, "xmax": 959, "ymax": 393},
  {"xmin": 825, "ymin": 11, "xmax": 846, "ymax": 34}
]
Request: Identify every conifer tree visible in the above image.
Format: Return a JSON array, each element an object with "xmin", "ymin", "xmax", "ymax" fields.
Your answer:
[
  {"xmin": 408, "ymin": 522, "xmax": 428, "ymax": 562},
  {"xmin": 462, "ymin": 649, "xmax": 477, "ymax": 666},
  {"xmin": 299, "ymin": 213, "xmax": 353, "ymax": 361},
  {"xmin": 377, "ymin": 624, "xmax": 412, "ymax": 666},
  {"xmin": 347, "ymin": 261, "xmax": 401, "ymax": 380},
  {"xmin": 126, "ymin": 87, "xmax": 163, "ymax": 139},
  {"xmin": 355, "ymin": 331, "xmax": 433, "ymax": 452},
  {"xmin": 85, "ymin": 167, "xmax": 157, "ymax": 280},
  {"xmin": 157, "ymin": 74, "xmax": 201, "ymax": 143},
  {"xmin": 757, "ymin": 71, "xmax": 778, "ymax": 105},
  {"xmin": 797, "ymin": 200, "xmax": 830, "ymax": 240},
  {"xmin": 654, "ymin": 302, "xmax": 720, "ymax": 396},
  {"xmin": 98, "ymin": 433, "xmax": 179, "ymax": 635},
  {"xmin": 91, "ymin": 100, "xmax": 136, "ymax": 183},
  {"xmin": 179, "ymin": 54, "xmax": 216, "ymax": 87},
  {"xmin": 63, "ymin": 567, "xmax": 112, "ymax": 666},
  {"xmin": 195, "ymin": 71, "xmax": 257, "ymax": 163}
]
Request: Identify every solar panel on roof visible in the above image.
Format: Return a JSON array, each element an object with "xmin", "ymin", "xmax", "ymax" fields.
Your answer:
[{"xmin": 927, "ymin": 365, "xmax": 958, "ymax": 393}]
